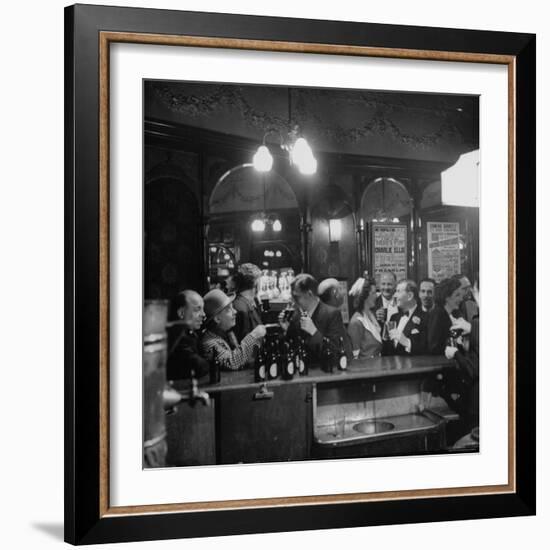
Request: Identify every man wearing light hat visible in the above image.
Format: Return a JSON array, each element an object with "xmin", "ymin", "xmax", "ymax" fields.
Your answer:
[
  {"xmin": 318, "ymin": 278, "xmax": 345, "ymax": 309},
  {"xmin": 199, "ymin": 289, "xmax": 266, "ymax": 371}
]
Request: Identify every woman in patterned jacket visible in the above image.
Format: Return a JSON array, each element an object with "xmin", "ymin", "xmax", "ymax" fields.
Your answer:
[{"xmin": 199, "ymin": 289, "xmax": 266, "ymax": 370}]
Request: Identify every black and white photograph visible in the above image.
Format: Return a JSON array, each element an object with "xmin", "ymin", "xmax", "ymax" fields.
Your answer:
[
  {"xmin": 57, "ymin": 1, "xmax": 539, "ymax": 546},
  {"xmin": 143, "ymin": 81, "xmax": 481, "ymax": 469}
]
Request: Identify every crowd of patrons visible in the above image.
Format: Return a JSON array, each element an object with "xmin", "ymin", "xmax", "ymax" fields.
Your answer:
[{"xmin": 166, "ymin": 267, "xmax": 479, "ymax": 430}]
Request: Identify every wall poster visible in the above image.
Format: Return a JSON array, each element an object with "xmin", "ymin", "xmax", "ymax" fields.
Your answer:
[
  {"xmin": 427, "ymin": 221, "xmax": 461, "ymax": 282},
  {"xmin": 371, "ymin": 224, "xmax": 408, "ymax": 283}
]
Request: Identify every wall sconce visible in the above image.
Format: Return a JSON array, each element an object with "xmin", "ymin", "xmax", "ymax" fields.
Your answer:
[
  {"xmin": 329, "ymin": 219, "xmax": 342, "ymax": 243},
  {"xmin": 251, "ymin": 214, "xmax": 282, "ymax": 233}
]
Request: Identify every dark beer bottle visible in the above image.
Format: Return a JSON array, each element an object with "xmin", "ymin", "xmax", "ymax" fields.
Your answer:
[
  {"xmin": 322, "ymin": 337, "xmax": 335, "ymax": 373},
  {"xmin": 331, "ymin": 339, "xmax": 340, "ymax": 372},
  {"xmin": 267, "ymin": 340, "xmax": 279, "ymax": 380},
  {"xmin": 338, "ymin": 337, "xmax": 348, "ymax": 371},
  {"xmin": 255, "ymin": 344, "xmax": 267, "ymax": 383},
  {"xmin": 282, "ymin": 341, "xmax": 295, "ymax": 380},
  {"xmin": 447, "ymin": 327, "xmax": 464, "ymax": 349},
  {"xmin": 297, "ymin": 336, "xmax": 308, "ymax": 376},
  {"xmin": 293, "ymin": 338, "xmax": 303, "ymax": 376},
  {"xmin": 209, "ymin": 350, "xmax": 222, "ymax": 384}
]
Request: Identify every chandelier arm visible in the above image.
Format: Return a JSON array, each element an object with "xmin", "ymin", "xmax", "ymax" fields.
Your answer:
[{"xmin": 262, "ymin": 129, "xmax": 285, "ymax": 148}]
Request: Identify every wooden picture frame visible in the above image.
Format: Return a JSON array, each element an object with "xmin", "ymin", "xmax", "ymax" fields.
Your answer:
[{"xmin": 65, "ymin": 4, "xmax": 535, "ymax": 544}]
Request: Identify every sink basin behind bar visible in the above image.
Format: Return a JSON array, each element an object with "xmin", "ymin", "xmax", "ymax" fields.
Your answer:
[
  {"xmin": 315, "ymin": 412, "xmax": 444, "ymax": 447},
  {"xmin": 353, "ymin": 420, "xmax": 395, "ymax": 435}
]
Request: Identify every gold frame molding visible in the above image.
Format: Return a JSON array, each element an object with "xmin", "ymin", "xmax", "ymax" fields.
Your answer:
[{"xmin": 98, "ymin": 31, "xmax": 516, "ymax": 518}]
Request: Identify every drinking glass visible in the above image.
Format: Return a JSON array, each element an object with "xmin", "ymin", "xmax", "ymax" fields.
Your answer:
[
  {"xmin": 333, "ymin": 413, "xmax": 346, "ymax": 438},
  {"xmin": 386, "ymin": 320, "xmax": 397, "ymax": 341}
]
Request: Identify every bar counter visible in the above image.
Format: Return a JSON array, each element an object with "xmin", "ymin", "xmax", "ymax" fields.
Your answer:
[
  {"xmin": 167, "ymin": 355, "xmax": 460, "ymax": 467},
  {"xmin": 198, "ymin": 355, "xmax": 455, "ymax": 393}
]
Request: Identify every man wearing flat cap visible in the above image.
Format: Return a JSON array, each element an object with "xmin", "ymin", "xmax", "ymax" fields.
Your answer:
[{"xmin": 200, "ymin": 289, "xmax": 266, "ymax": 371}]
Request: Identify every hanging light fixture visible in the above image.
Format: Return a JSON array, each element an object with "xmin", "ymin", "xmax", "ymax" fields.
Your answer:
[
  {"xmin": 252, "ymin": 145, "xmax": 273, "ymax": 173},
  {"xmin": 252, "ymin": 128, "xmax": 317, "ymax": 175},
  {"xmin": 251, "ymin": 218, "xmax": 266, "ymax": 232},
  {"xmin": 289, "ymin": 136, "xmax": 317, "ymax": 175},
  {"xmin": 252, "ymin": 88, "xmax": 317, "ymax": 176}
]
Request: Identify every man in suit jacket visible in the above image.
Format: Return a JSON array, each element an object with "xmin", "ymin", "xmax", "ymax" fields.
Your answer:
[
  {"xmin": 166, "ymin": 290, "xmax": 210, "ymax": 380},
  {"xmin": 451, "ymin": 274, "xmax": 479, "ymax": 322},
  {"xmin": 373, "ymin": 271, "xmax": 399, "ymax": 327},
  {"xmin": 231, "ymin": 272, "xmax": 263, "ymax": 343},
  {"xmin": 384, "ymin": 279, "xmax": 428, "ymax": 356},
  {"xmin": 282, "ymin": 273, "xmax": 352, "ymax": 362},
  {"xmin": 419, "ymin": 277, "xmax": 436, "ymax": 314}
]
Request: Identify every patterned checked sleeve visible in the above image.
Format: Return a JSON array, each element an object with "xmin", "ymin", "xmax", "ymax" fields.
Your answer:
[{"xmin": 200, "ymin": 331, "xmax": 259, "ymax": 371}]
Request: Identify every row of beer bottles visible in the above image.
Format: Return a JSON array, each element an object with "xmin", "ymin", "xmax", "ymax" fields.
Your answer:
[{"xmin": 255, "ymin": 336, "xmax": 348, "ymax": 383}]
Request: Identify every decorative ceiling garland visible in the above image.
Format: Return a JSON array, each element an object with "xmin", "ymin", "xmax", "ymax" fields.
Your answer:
[{"xmin": 152, "ymin": 84, "xmax": 473, "ymax": 150}]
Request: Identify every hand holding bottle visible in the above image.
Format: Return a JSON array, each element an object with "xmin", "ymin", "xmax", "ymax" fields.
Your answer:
[{"xmin": 451, "ymin": 317, "xmax": 471, "ymax": 335}]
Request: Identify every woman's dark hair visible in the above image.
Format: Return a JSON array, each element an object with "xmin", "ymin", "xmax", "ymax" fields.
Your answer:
[
  {"xmin": 434, "ymin": 278, "xmax": 461, "ymax": 307},
  {"xmin": 354, "ymin": 278, "xmax": 376, "ymax": 312},
  {"xmin": 232, "ymin": 271, "xmax": 256, "ymax": 294}
]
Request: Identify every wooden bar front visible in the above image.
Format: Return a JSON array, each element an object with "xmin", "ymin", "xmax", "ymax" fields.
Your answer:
[{"xmin": 167, "ymin": 355, "xmax": 458, "ymax": 467}]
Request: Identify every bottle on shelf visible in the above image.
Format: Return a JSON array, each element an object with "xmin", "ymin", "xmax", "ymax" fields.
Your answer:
[{"xmin": 338, "ymin": 337, "xmax": 348, "ymax": 371}]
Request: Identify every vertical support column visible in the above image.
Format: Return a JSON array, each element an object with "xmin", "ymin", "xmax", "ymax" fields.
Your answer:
[
  {"xmin": 352, "ymin": 174, "xmax": 364, "ymax": 277},
  {"xmin": 355, "ymin": 217, "xmax": 366, "ymax": 276},
  {"xmin": 364, "ymin": 220, "xmax": 371, "ymax": 278},
  {"xmin": 300, "ymin": 207, "xmax": 312, "ymax": 273},
  {"xmin": 409, "ymin": 176, "xmax": 422, "ymax": 282},
  {"xmin": 199, "ymin": 151, "xmax": 208, "ymax": 293}
]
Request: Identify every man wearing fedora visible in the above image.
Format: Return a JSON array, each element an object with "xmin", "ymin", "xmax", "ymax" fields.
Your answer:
[
  {"xmin": 200, "ymin": 288, "xmax": 266, "ymax": 370},
  {"xmin": 318, "ymin": 277, "xmax": 345, "ymax": 309}
]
